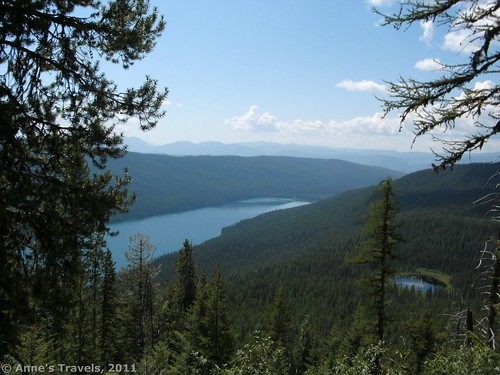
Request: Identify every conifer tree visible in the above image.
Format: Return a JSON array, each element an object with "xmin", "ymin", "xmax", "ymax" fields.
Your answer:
[
  {"xmin": 100, "ymin": 249, "xmax": 119, "ymax": 365},
  {"xmin": 269, "ymin": 287, "xmax": 293, "ymax": 349},
  {"xmin": 374, "ymin": 1, "xmax": 499, "ymax": 170},
  {"xmin": 0, "ymin": 0, "xmax": 166, "ymax": 356},
  {"xmin": 185, "ymin": 267, "xmax": 234, "ymax": 371},
  {"xmin": 149, "ymin": 282, "xmax": 191, "ymax": 374},
  {"xmin": 121, "ymin": 234, "xmax": 158, "ymax": 359},
  {"xmin": 206, "ymin": 266, "xmax": 235, "ymax": 367},
  {"xmin": 176, "ymin": 240, "xmax": 197, "ymax": 313},
  {"xmin": 349, "ymin": 177, "xmax": 403, "ymax": 343},
  {"xmin": 406, "ymin": 310, "xmax": 437, "ymax": 373},
  {"xmin": 186, "ymin": 272, "xmax": 211, "ymax": 355}
]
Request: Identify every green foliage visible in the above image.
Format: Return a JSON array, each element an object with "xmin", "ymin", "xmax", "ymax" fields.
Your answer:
[
  {"xmin": 186, "ymin": 267, "xmax": 235, "ymax": 370},
  {"xmin": 64, "ymin": 237, "xmax": 120, "ymax": 365},
  {"xmin": 423, "ymin": 345, "xmax": 500, "ymax": 375},
  {"xmin": 349, "ymin": 177, "xmax": 403, "ymax": 343},
  {"xmin": 221, "ymin": 331, "xmax": 288, "ymax": 375},
  {"xmin": 269, "ymin": 287, "xmax": 293, "ymax": 347},
  {"xmin": 120, "ymin": 234, "xmax": 158, "ymax": 359},
  {"xmin": 177, "ymin": 240, "xmax": 198, "ymax": 313},
  {"xmin": 205, "ymin": 267, "xmax": 235, "ymax": 366},
  {"xmin": 306, "ymin": 343, "xmax": 406, "ymax": 375},
  {"xmin": 139, "ymin": 334, "xmax": 190, "ymax": 375},
  {"xmin": 149, "ymin": 162, "xmax": 499, "ymax": 374},
  {"xmin": 100, "ymin": 249, "xmax": 120, "ymax": 365},
  {"xmin": 7, "ymin": 324, "xmax": 56, "ymax": 370},
  {"xmin": 405, "ymin": 310, "xmax": 438, "ymax": 373},
  {"xmin": 0, "ymin": 0, "xmax": 166, "ymax": 358}
]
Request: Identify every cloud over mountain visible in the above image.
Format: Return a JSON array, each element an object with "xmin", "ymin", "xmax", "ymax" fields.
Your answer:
[{"xmin": 225, "ymin": 106, "xmax": 402, "ymax": 138}]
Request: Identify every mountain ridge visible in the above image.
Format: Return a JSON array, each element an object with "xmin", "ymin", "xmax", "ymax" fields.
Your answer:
[
  {"xmin": 107, "ymin": 152, "xmax": 404, "ymax": 221},
  {"xmin": 124, "ymin": 137, "xmax": 499, "ymax": 173}
]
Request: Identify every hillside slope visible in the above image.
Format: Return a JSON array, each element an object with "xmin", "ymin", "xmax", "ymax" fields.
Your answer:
[
  {"xmin": 155, "ymin": 162, "xmax": 499, "ymax": 334},
  {"xmin": 107, "ymin": 152, "xmax": 403, "ymax": 220}
]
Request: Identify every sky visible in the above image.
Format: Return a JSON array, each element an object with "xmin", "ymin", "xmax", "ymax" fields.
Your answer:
[{"xmin": 114, "ymin": 0, "xmax": 499, "ymax": 153}]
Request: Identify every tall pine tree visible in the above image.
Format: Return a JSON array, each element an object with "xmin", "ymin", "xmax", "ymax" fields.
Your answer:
[
  {"xmin": 349, "ymin": 177, "xmax": 403, "ymax": 343},
  {"xmin": 206, "ymin": 266, "xmax": 235, "ymax": 366},
  {"xmin": 176, "ymin": 240, "xmax": 197, "ymax": 313},
  {"xmin": 0, "ymin": 0, "xmax": 166, "ymax": 357},
  {"xmin": 121, "ymin": 234, "xmax": 158, "ymax": 359}
]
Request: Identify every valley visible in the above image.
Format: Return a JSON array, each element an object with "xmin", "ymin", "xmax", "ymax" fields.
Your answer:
[
  {"xmin": 5, "ymin": 1, "xmax": 500, "ymax": 373},
  {"xmin": 108, "ymin": 197, "xmax": 309, "ymax": 268},
  {"xmin": 100, "ymin": 151, "xmax": 500, "ymax": 372},
  {"xmin": 152, "ymin": 161, "xmax": 499, "ymax": 344},
  {"xmin": 106, "ymin": 152, "xmax": 404, "ymax": 221}
]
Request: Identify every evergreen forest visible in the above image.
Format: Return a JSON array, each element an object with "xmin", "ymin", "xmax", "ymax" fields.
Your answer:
[
  {"xmin": 1, "ymin": 1, "xmax": 499, "ymax": 374},
  {"xmin": 4, "ymin": 162, "xmax": 499, "ymax": 375}
]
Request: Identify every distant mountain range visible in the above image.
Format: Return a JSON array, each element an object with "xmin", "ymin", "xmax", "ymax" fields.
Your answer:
[{"xmin": 124, "ymin": 137, "xmax": 499, "ymax": 173}]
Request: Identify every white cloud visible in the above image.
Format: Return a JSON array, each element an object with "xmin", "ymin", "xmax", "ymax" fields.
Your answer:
[
  {"xmin": 224, "ymin": 104, "xmax": 500, "ymax": 152},
  {"xmin": 225, "ymin": 106, "xmax": 401, "ymax": 138},
  {"xmin": 441, "ymin": 1, "xmax": 498, "ymax": 54},
  {"xmin": 162, "ymin": 99, "xmax": 183, "ymax": 108},
  {"xmin": 420, "ymin": 20, "xmax": 434, "ymax": 45},
  {"xmin": 443, "ymin": 28, "xmax": 480, "ymax": 53},
  {"xmin": 277, "ymin": 119, "xmax": 326, "ymax": 135},
  {"xmin": 472, "ymin": 80, "xmax": 495, "ymax": 91},
  {"xmin": 335, "ymin": 79, "xmax": 387, "ymax": 93},
  {"xmin": 415, "ymin": 58, "xmax": 443, "ymax": 71},
  {"xmin": 454, "ymin": 80, "xmax": 496, "ymax": 104},
  {"xmin": 366, "ymin": 0, "xmax": 395, "ymax": 6},
  {"xmin": 223, "ymin": 105, "xmax": 278, "ymax": 132}
]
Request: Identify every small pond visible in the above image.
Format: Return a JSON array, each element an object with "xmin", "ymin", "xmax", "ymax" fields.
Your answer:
[{"xmin": 393, "ymin": 275, "xmax": 446, "ymax": 293}]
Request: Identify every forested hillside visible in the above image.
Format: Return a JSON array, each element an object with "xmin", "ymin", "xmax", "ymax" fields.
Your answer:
[
  {"xmin": 157, "ymin": 162, "xmax": 498, "ymax": 279},
  {"xmin": 126, "ymin": 137, "xmax": 498, "ymax": 173},
  {"xmin": 107, "ymin": 152, "xmax": 403, "ymax": 220},
  {"xmin": 154, "ymin": 162, "xmax": 499, "ymax": 370}
]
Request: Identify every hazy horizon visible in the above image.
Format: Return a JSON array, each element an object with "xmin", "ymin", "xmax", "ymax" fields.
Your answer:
[{"xmin": 112, "ymin": 1, "xmax": 500, "ymax": 155}]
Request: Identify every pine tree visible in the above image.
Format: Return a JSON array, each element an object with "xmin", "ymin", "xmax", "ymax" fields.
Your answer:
[
  {"xmin": 206, "ymin": 266, "xmax": 235, "ymax": 366},
  {"xmin": 64, "ymin": 237, "xmax": 120, "ymax": 366},
  {"xmin": 269, "ymin": 287, "xmax": 293, "ymax": 348},
  {"xmin": 0, "ymin": 0, "xmax": 166, "ymax": 356},
  {"xmin": 176, "ymin": 240, "xmax": 197, "ymax": 313},
  {"xmin": 121, "ymin": 234, "xmax": 158, "ymax": 359},
  {"xmin": 406, "ymin": 310, "xmax": 437, "ymax": 374},
  {"xmin": 100, "ymin": 249, "xmax": 119, "ymax": 365},
  {"xmin": 186, "ymin": 272, "xmax": 211, "ymax": 355},
  {"xmin": 185, "ymin": 267, "xmax": 234, "ymax": 371},
  {"xmin": 349, "ymin": 177, "xmax": 403, "ymax": 343}
]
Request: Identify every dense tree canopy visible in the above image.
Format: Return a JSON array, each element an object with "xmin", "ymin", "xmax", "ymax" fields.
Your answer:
[
  {"xmin": 0, "ymin": 0, "xmax": 166, "ymax": 357},
  {"xmin": 375, "ymin": 0, "xmax": 499, "ymax": 169}
]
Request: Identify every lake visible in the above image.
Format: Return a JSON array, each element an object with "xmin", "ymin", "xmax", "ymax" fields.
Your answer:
[
  {"xmin": 393, "ymin": 276, "xmax": 445, "ymax": 293},
  {"xmin": 107, "ymin": 198, "xmax": 309, "ymax": 268}
]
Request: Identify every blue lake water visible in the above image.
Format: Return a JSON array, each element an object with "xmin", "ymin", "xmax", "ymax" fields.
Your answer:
[
  {"xmin": 394, "ymin": 276, "xmax": 445, "ymax": 293},
  {"xmin": 107, "ymin": 198, "xmax": 309, "ymax": 268}
]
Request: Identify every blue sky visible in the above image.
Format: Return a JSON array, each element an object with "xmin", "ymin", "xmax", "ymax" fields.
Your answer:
[{"xmin": 115, "ymin": 0, "xmax": 499, "ymax": 153}]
